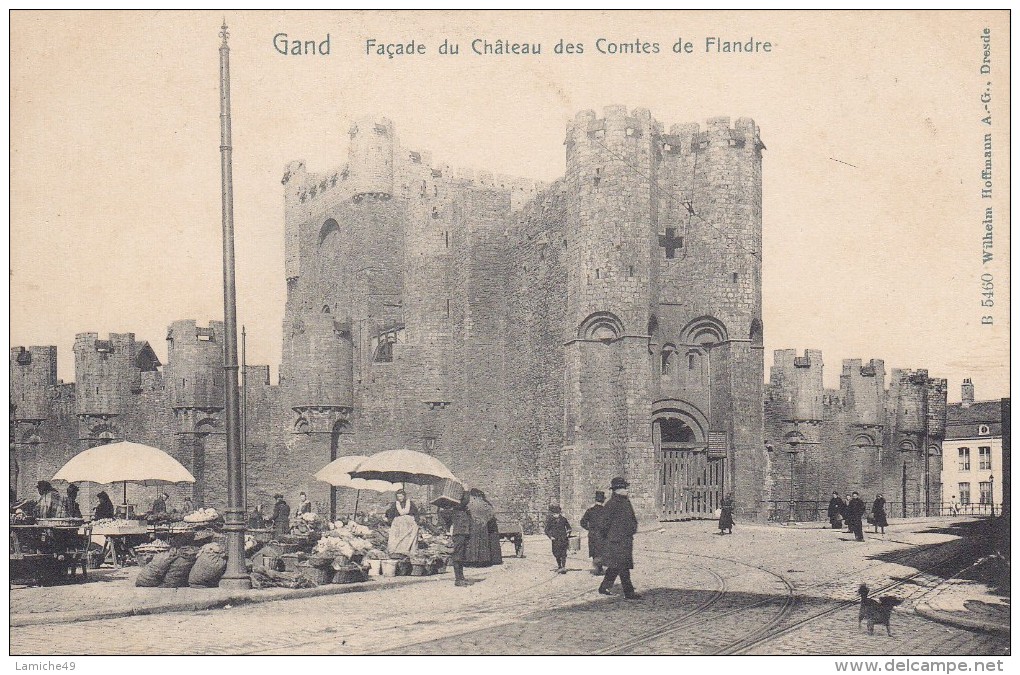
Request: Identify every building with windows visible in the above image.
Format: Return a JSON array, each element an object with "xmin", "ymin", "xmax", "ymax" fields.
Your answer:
[{"xmin": 940, "ymin": 379, "xmax": 1005, "ymax": 512}]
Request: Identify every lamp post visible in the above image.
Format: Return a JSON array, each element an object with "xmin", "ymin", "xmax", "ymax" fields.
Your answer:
[
  {"xmin": 217, "ymin": 21, "xmax": 250, "ymax": 590},
  {"xmin": 989, "ymin": 473, "xmax": 995, "ymax": 517},
  {"xmin": 786, "ymin": 443, "xmax": 800, "ymax": 522}
]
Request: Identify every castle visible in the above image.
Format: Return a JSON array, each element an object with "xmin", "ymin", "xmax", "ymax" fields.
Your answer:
[{"xmin": 9, "ymin": 107, "xmax": 947, "ymax": 524}]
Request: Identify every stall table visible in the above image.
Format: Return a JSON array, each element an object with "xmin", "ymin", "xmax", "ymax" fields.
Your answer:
[
  {"xmin": 88, "ymin": 521, "xmax": 148, "ymax": 568},
  {"xmin": 10, "ymin": 523, "xmax": 90, "ymax": 585}
]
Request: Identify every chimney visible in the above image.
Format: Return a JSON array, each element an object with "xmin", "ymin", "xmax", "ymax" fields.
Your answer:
[{"xmin": 961, "ymin": 378, "xmax": 975, "ymax": 408}]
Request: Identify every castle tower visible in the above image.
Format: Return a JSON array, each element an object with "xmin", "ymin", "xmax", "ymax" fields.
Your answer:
[
  {"xmin": 10, "ymin": 346, "xmax": 57, "ymax": 423},
  {"xmin": 166, "ymin": 320, "xmax": 226, "ymax": 410},
  {"xmin": 348, "ymin": 116, "xmax": 395, "ymax": 199},
  {"xmin": 889, "ymin": 369, "xmax": 947, "ymax": 513},
  {"xmin": 767, "ymin": 350, "xmax": 823, "ymax": 505},
  {"xmin": 73, "ymin": 332, "xmax": 159, "ymax": 444},
  {"xmin": 650, "ymin": 115, "xmax": 767, "ymax": 520},
  {"xmin": 164, "ymin": 320, "xmax": 225, "ymax": 509},
  {"xmin": 560, "ymin": 106, "xmax": 661, "ymax": 520}
]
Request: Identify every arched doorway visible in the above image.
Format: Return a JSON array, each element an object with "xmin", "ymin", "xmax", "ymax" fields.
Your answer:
[{"xmin": 654, "ymin": 406, "xmax": 723, "ymax": 519}]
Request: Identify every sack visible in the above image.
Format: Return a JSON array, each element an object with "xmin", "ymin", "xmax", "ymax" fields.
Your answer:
[
  {"xmin": 713, "ymin": 509, "xmax": 722, "ymax": 519},
  {"xmin": 161, "ymin": 547, "xmax": 198, "ymax": 588},
  {"xmin": 136, "ymin": 551, "xmax": 176, "ymax": 587},
  {"xmin": 188, "ymin": 543, "xmax": 227, "ymax": 588}
]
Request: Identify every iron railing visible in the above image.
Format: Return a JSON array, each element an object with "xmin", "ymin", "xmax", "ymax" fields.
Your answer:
[{"xmin": 761, "ymin": 500, "xmax": 1003, "ymax": 522}]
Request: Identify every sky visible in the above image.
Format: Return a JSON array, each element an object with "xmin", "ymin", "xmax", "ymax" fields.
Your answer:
[{"xmin": 9, "ymin": 10, "xmax": 1010, "ymax": 401}]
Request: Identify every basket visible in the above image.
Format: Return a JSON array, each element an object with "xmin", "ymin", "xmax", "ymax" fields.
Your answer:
[
  {"xmin": 410, "ymin": 563, "xmax": 430, "ymax": 576},
  {"xmin": 396, "ymin": 560, "xmax": 413, "ymax": 576},
  {"xmin": 271, "ymin": 542, "xmax": 301, "ymax": 554},
  {"xmin": 261, "ymin": 556, "xmax": 284, "ymax": 572},
  {"xmin": 366, "ymin": 559, "xmax": 382, "ymax": 576},
  {"xmin": 298, "ymin": 563, "xmax": 333, "ymax": 586},
  {"xmin": 333, "ymin": 566, "xmax": 368, "ymax": 584},
  {"xmin": 380, "ymin": 559, "xmax": 398, "ymax": 576},
  {"xmin": 281, "ymin": 553, "xmax": 302, "ymax": 573},
  {"xmin": 567, "ymin": 534, "xmax": 580, "ymax": 552},
  {"xmin": 329, "ymin": 554, "xmax": 351, "ymax": 569},
  {"xmin": 431, "ymin": 478, "xmax": 464, "ymax": 508}
]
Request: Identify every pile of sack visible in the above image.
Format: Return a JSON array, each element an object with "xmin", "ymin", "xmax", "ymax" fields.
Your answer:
[{"xmin": 135, "ymin": 543, "xmax": 227, "ymax": 588}]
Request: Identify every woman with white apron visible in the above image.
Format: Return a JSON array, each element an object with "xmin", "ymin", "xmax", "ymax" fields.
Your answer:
[{"xmin": 385, "ymin": 489, "xmax": 420, "ymax": 555}]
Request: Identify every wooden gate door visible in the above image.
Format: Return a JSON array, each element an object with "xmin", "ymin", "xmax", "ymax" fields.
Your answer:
[{"xmin": 660, "ymin": 449, "xmax": 726, "ymax": 519}]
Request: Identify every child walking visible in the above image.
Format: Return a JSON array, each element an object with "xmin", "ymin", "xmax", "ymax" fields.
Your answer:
[{"xmin": 545, "ymin": 504, "xmax": 571, "ymax": 574}]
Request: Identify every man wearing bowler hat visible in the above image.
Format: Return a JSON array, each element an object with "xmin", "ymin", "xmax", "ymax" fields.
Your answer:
[{"xmin": 598, "ymin": 477, "xmax": 641, "ymax": 600}]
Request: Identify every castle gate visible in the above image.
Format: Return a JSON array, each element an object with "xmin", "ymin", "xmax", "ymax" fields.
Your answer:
[{"xmin": 655, "ymin": 416, "xmax": 725, "ymax": 519}]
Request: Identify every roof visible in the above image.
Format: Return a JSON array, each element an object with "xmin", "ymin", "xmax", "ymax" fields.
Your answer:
[{"xmin": 946, "ymin": 400, "xmax": 1003, "ymax": 426}]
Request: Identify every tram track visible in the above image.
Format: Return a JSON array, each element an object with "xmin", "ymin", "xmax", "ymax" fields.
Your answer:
[{"xmin": 237, "ymin": 524, "xmax": 978, "ymax": 655}]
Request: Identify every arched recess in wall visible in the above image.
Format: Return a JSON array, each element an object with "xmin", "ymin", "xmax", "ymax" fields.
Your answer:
[
  {"xmin": 750, "ymin": 318, "xmax": 764, "ymax": 346},
  {"xmin": 651, "ymin": 399, "xmax": 709, "ymax": 445},
  {"xmin": 318, "ymin": 218, "xmax": 341, "ymax": 247},
  {"xmin": 294, "ymin": 416, "xmax": 311, "ymax": 435},
  {"xmin": 578, "ymin": 311, "xmax": 625, "ymax": 342},
  {"xmin": 898, "ymin": 439, "xmax": 917, "ymax": 453},
  {"xmin": 681, "ymin": 316, "xmax": 728, "ymax": 347},
  {"xmin": 851, "ymin": 433, "xmax": 877, "ymax": 449},
  {"xmin": 86, "ymin": 424, "xmax": 119, "ymax": 448}
]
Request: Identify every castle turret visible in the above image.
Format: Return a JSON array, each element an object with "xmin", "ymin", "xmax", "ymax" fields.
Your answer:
[
  {"xmin": 770, "ymin": 349, "xmax": 824, "ymax": 422},
  {"xmin": 348, "ymin": 117, "xmax": 395, "ymax": 199},
  {"xmin": 73, "ymin": 333, "xmax": 160, "ymax": 443},
  {"xmin": 841, "ymin": 358, "xmax": 886, "ymax": 426},
  {"xmin": 560, "ymin": 106, "xmax": 661, "ymax": 520},
  {"xmin": 10, "ymin": 346, "xmax": 57, "ymax": 422},
  {"xmin": 166, "ymin": 320, "xmax": 225, "ymax": 410}
]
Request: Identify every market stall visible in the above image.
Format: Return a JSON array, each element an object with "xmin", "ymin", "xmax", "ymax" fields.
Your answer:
[
  {"xmin": 51, "ymin": 441, "xmax": 198, "ymax": 570},
  {"xmin": 10, "ymin": 517, "xmax": 90, "ymax": 585}
]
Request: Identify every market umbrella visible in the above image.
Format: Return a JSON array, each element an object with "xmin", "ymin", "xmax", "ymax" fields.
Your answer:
[
  {"xmin": 52, "ymin": 441, "xmax": 195, "ymax": 505},
  {"xmin": 314, "ymin": 455, "xmax": 400, "ymax": 520},
  {"xmin": 349, "ymin": 448, "xmax": 458, "ymax": 486}
]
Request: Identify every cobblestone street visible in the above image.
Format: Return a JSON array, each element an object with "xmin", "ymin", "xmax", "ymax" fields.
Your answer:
[{"xmin": 9, "ymin": 517, "xmax": 1008, "ymax": 656}]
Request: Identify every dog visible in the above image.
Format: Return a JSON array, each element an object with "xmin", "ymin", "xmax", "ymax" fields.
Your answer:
[{"xmin": 857, "ymin": 584, "xmax": 902, "ymax": 635}]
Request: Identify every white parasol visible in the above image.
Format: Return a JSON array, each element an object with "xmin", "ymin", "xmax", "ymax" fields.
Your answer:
[
  {"xmin": 52, "ymin": 441, "xmax": 195, "ymax": 504},
  {"xmin": 314, "ymin": 455, "xmax": 400, "ymax": 520}
]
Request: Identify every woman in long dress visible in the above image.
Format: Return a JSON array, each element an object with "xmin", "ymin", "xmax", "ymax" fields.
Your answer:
[
  {"xmin": 464, "ymin": 489, "xmax": 501, "ymax": 566},
  {"xmin": 871, "ymin": 494, "xmax": 888, "ymax": 534},
  {"xmin": 718, "ymin": 493, "xmax": 734, "ymax": 534},
  {"xmin": 385, "ymin": 489, "xmax": 420, "ymax": 556}
]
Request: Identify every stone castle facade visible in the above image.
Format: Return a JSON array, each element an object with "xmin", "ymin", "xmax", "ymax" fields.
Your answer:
[
  {"xmin": 764, "ymin": 350, "xmax": 947, "ymax": 517},
  {"xmin": 10, "ymin": 107, "xmax": 947, "ymax": 524}
]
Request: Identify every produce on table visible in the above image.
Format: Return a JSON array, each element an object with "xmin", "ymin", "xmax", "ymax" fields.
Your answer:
[{"xmin": 182, "ymin": 508, "xmax": 219, "ymax": 523}]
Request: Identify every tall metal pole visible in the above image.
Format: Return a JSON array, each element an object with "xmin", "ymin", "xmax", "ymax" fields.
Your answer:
[
  {"xmin": 241, "ymin": 325, "xmax": 248, "ymax": 514},
  {"xmin": 923, "ymin": 381, "xmax": 930, "ymax": 517},
  {"xmin": 217, "ymin": 21, "xmax": 250, "ymax": 590}
]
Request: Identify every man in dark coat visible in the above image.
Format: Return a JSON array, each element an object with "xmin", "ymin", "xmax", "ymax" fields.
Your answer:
[
  {"xmin": 271, "ymin": 494, "xmax": 290, "ymax": 539},
  {"xmin": 597, "ymin": 477, "xmax": 641, "ymax": 600},
  {"xmin": 847, "ymin": 491, "xmax": 866, "ymax": 541},
  {"xmin": 544, "ymin": 504, "xmax": 571, "ymax": 573},
  {"xmin": 580, "ymin": 491, "xmax": 607, "ymax": 575}
]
